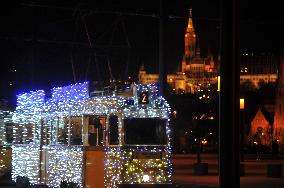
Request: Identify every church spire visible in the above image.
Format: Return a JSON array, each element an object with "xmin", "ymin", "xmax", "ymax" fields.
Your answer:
[
  {"xmin": 189, "ymin": 7, "xmax": 192, "ymax": 18},
  {"xmin": 184, "ymin": 7, "xmax": 196, "ymax": 59}
]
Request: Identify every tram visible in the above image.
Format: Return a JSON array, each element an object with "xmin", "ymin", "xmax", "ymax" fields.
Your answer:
[{"xmin": 11, "ymin": 82, "xmax": 172, "ymax": 187}]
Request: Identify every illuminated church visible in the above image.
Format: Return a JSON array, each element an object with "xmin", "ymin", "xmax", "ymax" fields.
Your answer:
[{"xmin": 138, "ymin": 9, "xmax": 218, "ymax": 94}]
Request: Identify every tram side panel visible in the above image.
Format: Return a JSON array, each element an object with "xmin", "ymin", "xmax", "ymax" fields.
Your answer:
[
  {"xmin": 85, "ymin": 147, "xmax": 105, "ymax": 188},
  {"xmin": 0, "ymin": 146, "xmax": 12, "ymax": 176},
  {"xmin": 46, "ymin": 146, "xmax": 84, "ymax": 188},
  {"xmin": 11, "ymin": 145, "xmax": 41, "ymax": 184}
]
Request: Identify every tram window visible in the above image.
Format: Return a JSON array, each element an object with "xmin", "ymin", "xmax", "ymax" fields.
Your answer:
[
  {"xmin": 88, "ymin": 116, "xmax": 106, "ymax": 146},
  {"xmin": 70, "ymin": 117, "xmax": 83, "ymax": 145},
  {"xmin": 58, "ymin": 118, "xmax": 66, "ymax": 144},
  {"xmin": 12, "ymin": 124, "xmax": 34, "ymax": 144},
  {"xmin": 14, "ymin": 125, "xmax": 23, "ymax": 144},
  {"xmin": 108, "ymin": 115, "xmax": 119, "ymax": 145},
  {"xmin": 62, "ymin": 117, "xmax": 83, "ymax": 145},
  {"xmin": 5, "ymin": 123, "xmax": 13, "ymax": 143},
  {"xmin": 124, "ymin": 118, "xmax": 167, "ymax": 145},
  {"xmin": 24, "ymin": 124, "xmax": 34, "ymax": 144}
]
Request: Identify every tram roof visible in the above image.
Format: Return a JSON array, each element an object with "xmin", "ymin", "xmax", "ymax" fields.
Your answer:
[{"xmin": 12, "ymin": 82, "xmax": 171, "ymax": 123}]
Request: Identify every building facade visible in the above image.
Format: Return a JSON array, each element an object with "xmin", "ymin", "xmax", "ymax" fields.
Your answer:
[
  {"xmin": 274, "ymin": 54, "xmax": 284, "ymax": 146},
  {"xmin": 249, "ymin": 108, "xmax": 273, "ymax": 146},
  {"xmin": 240, "ymin": 53, "xmax": 278, "ymax": 88},
  {"xmin": 138, "ymin": 9, "xmax": 279, "ymax": 93},
  {"xmin": 249, "ymin": 55, "xmax": 284, "ymax": 149}
]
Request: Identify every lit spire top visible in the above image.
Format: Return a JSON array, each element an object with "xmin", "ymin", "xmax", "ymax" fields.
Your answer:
[
  {"xmin": 189, "ymin": 8, "xmax": 192, "ymax": 18},
  {"xmin": 187, "ymin": 8, "xmax": 195, "ymax": 31}
]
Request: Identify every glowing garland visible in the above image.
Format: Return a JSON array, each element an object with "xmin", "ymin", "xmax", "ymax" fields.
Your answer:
[
  {"xmin": 11, "ymin": 144, "xmax": 40, "ymax": 184},
  {"xmin": 12, "ymin": 90, "xmax": 45, "ymax": 124},
  {"xmin": 46, "ymin": 145, "xmax": 83, "ymax": 188},
  {"xmin": 104, "ymin": 147, "xmax": 173, "ymax": 187}
]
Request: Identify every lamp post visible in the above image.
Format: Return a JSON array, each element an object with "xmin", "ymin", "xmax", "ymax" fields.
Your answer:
[{"xmin": 240, "ymin": 98, "xmax": 245, "ymax": 162}]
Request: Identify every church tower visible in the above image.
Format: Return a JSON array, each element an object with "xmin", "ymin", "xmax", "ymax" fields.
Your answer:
[
  {"xmin": 274, "ymin": 52, "xmax": 284, "ymax": 144},
  {"xmin": 182, "ymin": 8, "xmax": 196, "ymax": 73}
]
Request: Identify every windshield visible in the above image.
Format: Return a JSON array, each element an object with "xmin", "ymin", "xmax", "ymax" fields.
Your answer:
[{"xmin": 124, "ymin": 118, "xmax": 167, "ymax": 145}]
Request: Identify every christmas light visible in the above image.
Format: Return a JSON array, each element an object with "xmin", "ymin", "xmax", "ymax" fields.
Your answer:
[
  {"xmin": 46, "ymin": 145, "xmax": 83, "ymax": 188},
  {"xmin": 11, "ymin": 145, "xmax": 40, "ymax": 184}
]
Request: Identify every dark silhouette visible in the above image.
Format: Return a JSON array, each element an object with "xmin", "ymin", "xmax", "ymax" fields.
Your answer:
[{"xmin": 272, "ymin": 139, "xmax": 279, "ymax": 158}]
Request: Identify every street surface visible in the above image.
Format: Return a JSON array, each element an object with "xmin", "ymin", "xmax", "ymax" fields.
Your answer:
[
  {"xmin": 1, "ymin": 154, "xmax": 284, "ymax": 187},
  {"xmin": 172, "ymin": 154, "xmax": 284, "ymax": 188}
]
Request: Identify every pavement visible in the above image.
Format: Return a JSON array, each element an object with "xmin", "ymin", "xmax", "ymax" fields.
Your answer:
[
  {"xmin": 172, "ymin": 154, "xmax": 284, "ymax": 188},
  {"xmin": 1, "ymin": 154, "xmax": 284, "ymax": 188}
]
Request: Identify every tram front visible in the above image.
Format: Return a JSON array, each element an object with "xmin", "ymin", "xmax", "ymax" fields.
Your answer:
[{"xmin": 105, "ymin": 84, "xmax": 173, "ymax": 188}]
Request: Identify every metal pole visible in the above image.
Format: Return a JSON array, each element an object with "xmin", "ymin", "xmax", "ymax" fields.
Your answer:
[
  {"xmin": 219, "ymin": 0, "xmax": 240, "ymax": 187},
  {"xmin": 68, "ymin": 108, "xmax": 71, "ymax": 146},
  {"xmin": 159, "ymin": 0, "xmax": 166, "ymax": 96},
  {"xmin": 240, "ymin": 108, "xmax": 244, "ymax": 162},
  {"xmin": 96, "ymin": 128, "xmax": 99, "ymax": 146},
  {"xmin": 39, "ymin": 118, "xmax": 44, "ymax": 184},
  {"xmin": 55, "ymin": 117, "xmax": 59, "ymax": 144}
]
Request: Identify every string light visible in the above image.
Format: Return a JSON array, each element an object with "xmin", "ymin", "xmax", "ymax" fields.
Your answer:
[
  {"xmin": 46, "ymin": 145, "xmax": 83, "ymax": 188},
  {"xmin": 12, "ymin": 144, "xmax": 40, "ymax": 184}
]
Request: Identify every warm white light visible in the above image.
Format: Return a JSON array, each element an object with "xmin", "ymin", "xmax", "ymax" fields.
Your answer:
[
  {"xmin": 240, "ymin": 98, "xmax": 245, "ymax": 110},
  {"xmin": 143, "ymin": 174, "xmax": 150, "ymax": 182},
  {"xmin": 217, "ymin": 76, "xmax": 221, "ymax": 92}
]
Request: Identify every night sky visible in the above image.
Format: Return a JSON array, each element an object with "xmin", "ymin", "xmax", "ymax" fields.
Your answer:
[{"xmin": 0, "ymin": 0, "xmax": 283, "ymax": 106}]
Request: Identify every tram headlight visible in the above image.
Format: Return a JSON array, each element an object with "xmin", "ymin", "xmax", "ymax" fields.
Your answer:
[{"xmin": 142, "ymin": 174, "xmax": 150, "ymax": 182}]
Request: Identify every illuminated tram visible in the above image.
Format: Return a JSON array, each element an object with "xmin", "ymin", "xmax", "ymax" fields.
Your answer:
[{"xmin": 11, "ymin": 82, "xmax": 172, "ymax": 187}]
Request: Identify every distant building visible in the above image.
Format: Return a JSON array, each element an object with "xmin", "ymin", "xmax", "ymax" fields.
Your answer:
[
  {"xmin": 138, "ymin": 9, "xmax": 279, "ymax": 93},
  {"xmin": 274, "ymin": 54, "xmax": 284, "ymax": 146},
  {"xmin": 240, "ymin": 53, "xmax": 278, "ymax": 88},
  {"xmin": 138, "ymin": 9, "xmax": 218, "ymax": 94},
  {"xmin": 249, "ymin": 107, "xmax": 273, "ymax": 146},
  {"xmin": 248, "ymin": 55, "xmax": 284, "ymax": 148}
]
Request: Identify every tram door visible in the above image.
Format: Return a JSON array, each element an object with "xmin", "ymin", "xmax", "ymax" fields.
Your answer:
[
  {"xmin": 85, "ymin": 115, "xmax": 119, "ymax": 187},
  {"xmin": 88, "ymin": 116, "xmax": 106, "ymax": 146},
  {"xmin": 85, "ymin": 115, "xmax": 107, "ymax": 188}
]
